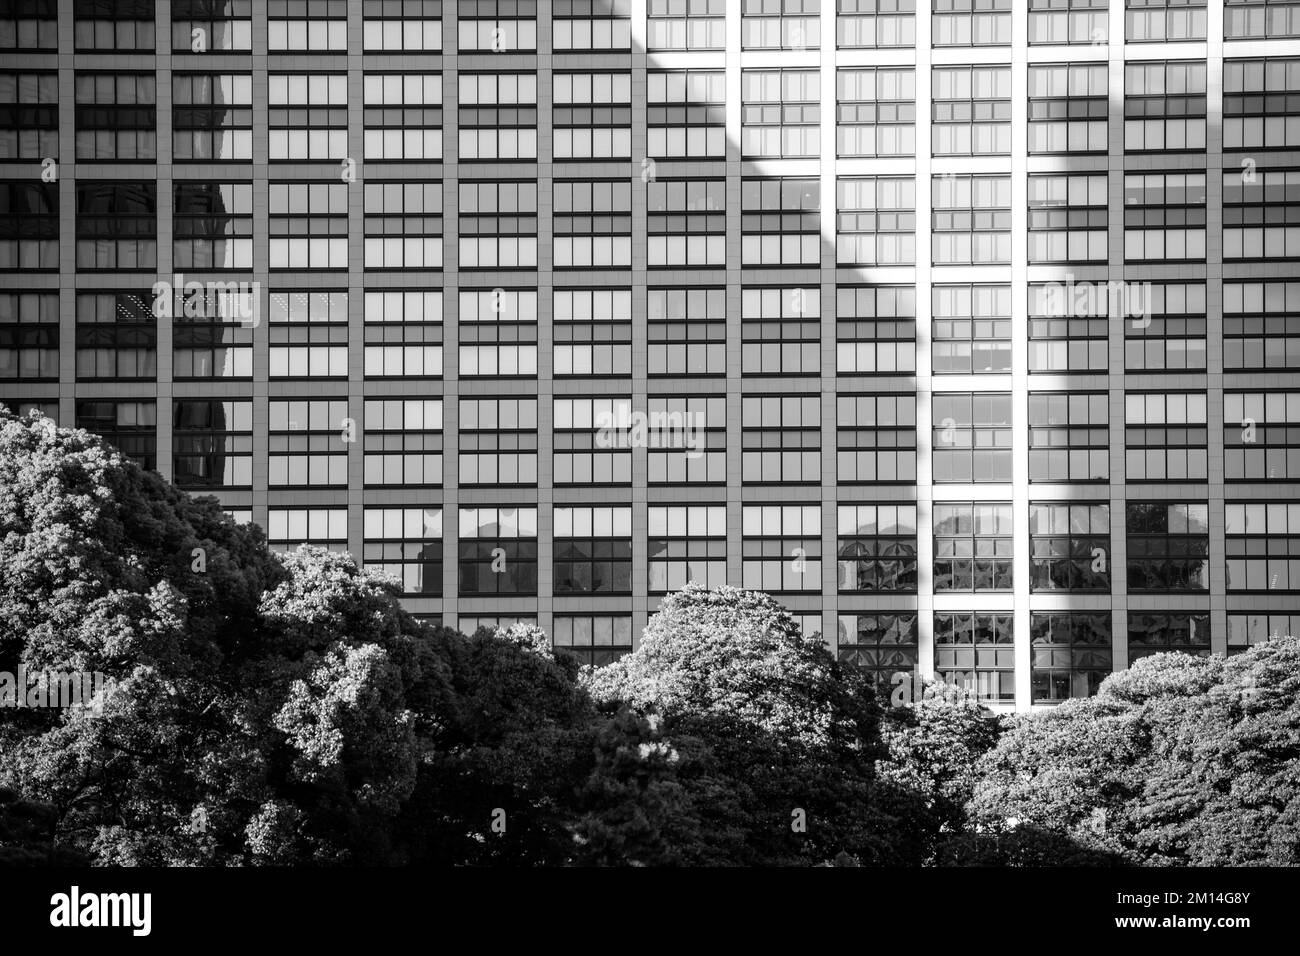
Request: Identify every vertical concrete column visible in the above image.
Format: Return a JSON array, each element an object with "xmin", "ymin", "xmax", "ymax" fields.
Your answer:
[
  {"xmin": 1010, "ymin": 3, "xmax": 1032, "ymax": 709},
  {"xmin": 440, "ymin": 4, "xmax": 461, "ymax": 629},
  {"xmin": 819, "ymin": 0, "xmax": 839, "ymax": 651},
  {"xmin": 630, "ymin": 0, "xmax": 650, "ymax": 646},
  {"xmin": 913, "ymin": 5, "xmax": 935, "ymax": 681},
  {"xmin": 535, "ymin": 11, "xmax": 554, "ymax": 638}
]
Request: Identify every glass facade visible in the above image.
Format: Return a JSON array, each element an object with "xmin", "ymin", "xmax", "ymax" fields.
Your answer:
[{"xmin": 2, "ymin": 3, "xmax": 1295, "ymax": 709}]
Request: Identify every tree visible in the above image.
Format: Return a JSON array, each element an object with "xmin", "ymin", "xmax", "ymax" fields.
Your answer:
[
  {"xmin": 874, "ymin": 681, "xmax": 1005, "ymax": 863},
  {"xmin": 0, "ymin": 408, "xmax": 603, "ymax": 866},
  {"xmin": 965, "ymin": 639, "xmax": 1300, "ymax": 865},
  {"xmin": 583, "ymin": 584, "xmax": 907, "ymax": 865}
]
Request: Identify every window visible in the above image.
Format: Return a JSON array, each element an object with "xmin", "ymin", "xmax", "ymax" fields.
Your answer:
[
  {"xmin": 363, "ymin": 0, "xmax": 442, "ymax": 50},
  {"xmin": 75, "ymin": 0, "xmax": 154, "ymax": 50},
  {"xmin": 1128, "ymin": 611, "xmax": 1211, "ymax": 659},
  {"xmin": 458, "ymin": 507, "xmax": 538, "ymax": 596},
  {"xmin": 363, "ymin": 508, "xmax": 443, "ymax": 596},
  {"xmin": 364, "ymin": 182, "xmax": 443, "ymax": 270},
  {"xmin": 742, "ymin": 395, "xmax": 821, "ymax": 484},
  {"xmin": 742, "ymin": 505, "xmax": 822, "ymax": 592},
  {"xmin": 1228, "ymin": 613, "xmax": 1300, "ymax": 652},
  {"xmin": 458, "ymin": 0, "xmax": 537, "ymax": 51},
  {"xmin": 554, "ymin": 72, "xmax": 631, "ymax": 160},
  {"xmin": 1126, "ymin": 0, "xmax": 1207, "ymax": 41},
  {"xmin": 742, "ymin": 70, "xmax": 820, "ymax": 159},
  {"xmin": 836, "ymin": 393, "xmax": 917, "ymax": 483},
  {"xmin": 553, "ymin": 615, "xmax": 634, "ymax": 667},
  {"xmin": 742, "ymin": 287, "xmax": 820, "ymax": 376},
  {"xmin": 0, "ymin": 292, "xmax": 57, "ymax": 381},
  {"xmin": 648, "ymin": 70, "xmax": 725, "ymax": 159},
  {"xmin": 75, "ymin": 291, "xmax": 156, "ymax": 381},
  {"xmin": 648, "ymin": 505, "xmax": 727, "ymax": 592},
  {"xmin": 554, "ymin": 506, "xmax": 633, "ymax": 594},
  {"xmin": 932, "ymin": 66, "xmax": 1011, "ymax": 156},
  {"xmin": 364, "ymin": 399, "xmax": 443, "ymax": 487},
  {"xmin": 1125, "ymin": 61, "xmax": 1208, "ymax": 152},
  {"xmin": 1027, "ymin": 282, "xmax": 1109, "ymax": 373},
  {"xmin": 269, "ymin": 290, "xmax": 348, "ymax": 379},
  {"xmin": 743, "ymin": 0, "xmax": 820, "ymax": 48},
  {"xmin": 172, "ymin": 400, "xmax": 253, "ymax": 489},
  {"xmin": 837, "ymin": 0, "xmax": 916, "ymax": 48},
  {"xmin": 267, "ymin": 508, "xmax": 348, "ymax": 553},
  {"xmin": 76, "ymin": 400, "xmax": 157, "ymax": 471},
  {"xmin": 648, "ymin": 180, "xmax": 725, "ymax": 268},
  {"xmin": 174, "ymin": 182, "xmax": 253, "ymax": 270},
  {"xmin": 1029, "ymin": 0, "xmax": 1107, "ymax": 42},
  {"xmin": 1225, "ymin": 168, "xmax": 1300, "ymax": 261},
  {"xmin": 1224, "ymin": 281, "xmax": 1300, "ymax": 370},
  {"xmin": 932, "ymin": 284, "xmax": 1010, "ymax": 374},
  {"xmin": 269, "ymin": 182, "xmax": 348, "ymax": 270},
  {"xmin": 553, "ymin": 397, "xmax": 633, "ymax": 485},
  {"xmin": 743, "ymin": 178, "xmax": 821, "ymax": 266},
  {"xmin": 0, "ymin": 73, "xmax": 57, "ymax": 160},
  {"xmin": 173, "ymin": 74, "xmax": 253, "ymax": 162},
  {"xmin": 459, "ymin": 181, "xmax": 538, "ymax": 269},
  {"xmin": 0, "ymin": 181, "xmax": 57, "ymax": 271},
  {"xmin": 1126, "ymin": 282, "xmax": 1207, "ymax": 372},
  {"xmin": 1028, "ymin": 63, "xmax": 1108, "ymax": 155},
  {"xmin": 1224, "ymin": 59, "xmax": 1300, "ymax": 150},
  {"xmin": 173, "ymin": 287, "xmax": 254, "ymax": 380},
  {"xmin": 75, "ymin": 73, "xmax": 156, "ymax": 161},
  {"xmin": 364, "ymin": 290, "xmax": 444, "ymax": 379},
  {"xmin": 557, "ymin": 180, "xmax": 633, "ymax": 269},
  {"xmin": 458, "ymin": 73, "xmax": 538, "ymax": 160},
  {"xmin": 555, "ymin": 289, "xmax": 631, "ymax": 377},
  {"xmin": 837, "ymin": 68, "xmax": 916, "ymax": 158},
  {"xmin": 460, "ymin": 615, "xmax": 537, "ymax": 634},
  {"xmin": 1028, "ymin": 393, "xmax": 1109, "ymax": 482},
  {"xmin": 1225, "ymin": 0, "xmax": 1300, "ymax": 38},
  {"xmin": 0, "ymin": 0, "xmax": 57, "ymax": 50},
  {"xmin": 1225, "ymin": 392, "xmax": 1300, "ymax": 481},
  {"xmin": 1031, "ymin": 613, "xmax": 1112, "ymax": 703},
  {"xmin": 934, "ymin": 502, "xmax": 1013, "ymax": 591},
  {"xmin": 269, "ymin": 399, "xmax": 350, "ymax": 487},
  {"xmin": 0, "ymin": 399, "xmax": 56, "ymax": 420},
  {"xmin": 1227, "ymin": 502, "xmax": 1300, "ymax": 592},
  {"xmin": 649, "ymin": 396, "xmax": 726, "ymax": 483},
  {"xmin": 76, "ymin": 182, "xmax": 156, "ymax": 271},
  {"xmin": 1123, "ymin": 172, "xmax": 1207, "ymax": 262},
  {"xmin": 457, "ymin": 288, "xmax": 537, "ymax": 377},
  {"xmin": 647, "ymin": 0, "xmax": 726, "ymax": 50},
  {"xmin": 837, "ymin": 613, "xmax": 919, "ymax": 687},
  {"xmin": 1126, "ymin": 503, "xmax": 1210, "ymax": 592},
  {"xmin": 836, "ymin": 285, "xmax": 917, "ymax": 375},
  {"xmin": 1029, "ymin": 503, "xmax": 1111, "ymax": 591},
  {"xmin": 172, "ymin": 0, "xmax": 251, "ymax": 51},
  {"xmin": 268, "ymin": 74, "xmax": 347, "ymax": 161},
  {"xmin": 364, "ymin": 74, "xmax": 443, "ymax": 161},
  {"xmin": 649, "ymin": 287, "xmax": 727, "ymax": 376},
  {"xmin": 934, "ymin": 611, "xmax": 1015, "ymax": 703},
  {"xmin": 837, "ymin": 177, "xmax": 916, "ymax": 266},
  {"xmin": 1028, "ymin": 175, "xmax": 1108, "ymax": 263},
  {"xmin": 932, "ymin": 393, "xmax": 1012, "ymax": 483},
  {"xmin": 933, "ymin": 0, "xmax": 1011, "ymax": 46},
  {"xmin": 458, "ymin": 398, "xmax": 538, "ymax": 486},
  {"xmin": 268, "ymin": 0, "xmax": 347, "ymax": 50},
  {"xmin": 838, "ymin": 504, "xmax": 918, "ymax": 591},
  {"xmin": 554, "ymin": 0, "xmax": 632, "ymax": 51},
  {"xmin": 1125, "ymin": 392, "xmax": 1208, "ymax": 481},
  {"xmin": 932, "ymin": 174, "xmax": 1011, "ymax": 265}
]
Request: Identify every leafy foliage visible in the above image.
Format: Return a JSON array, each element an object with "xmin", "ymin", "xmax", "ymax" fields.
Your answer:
[{"xmin": 966, "ymin": 642, "xmax": 1300, "ymax": 865}]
